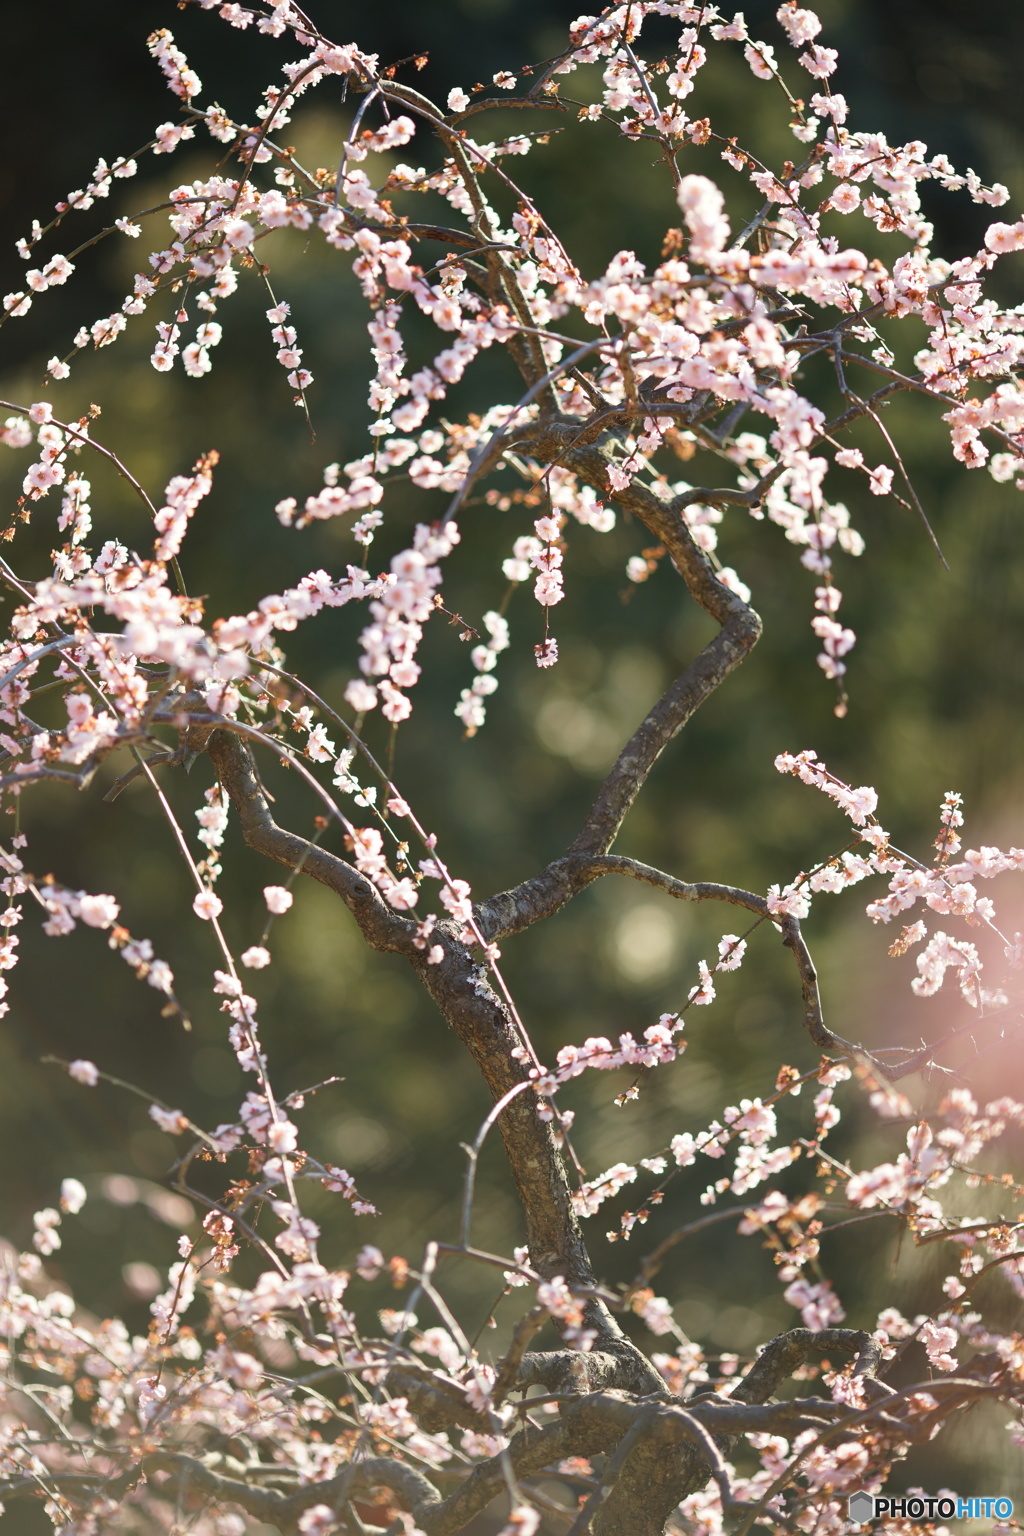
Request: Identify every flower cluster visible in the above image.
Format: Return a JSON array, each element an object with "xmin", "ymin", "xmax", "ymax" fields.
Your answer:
[
  {"xmin": 0, "ymin": 0, "xmax": 1016, "ymax": 725},
  {"xmin": 776, "ymin": 749, "xmax": 1024, "ymax": 1005},
  {"xmin": 455, "ymin": 610, "xmax": 510, "ymax": 735}
]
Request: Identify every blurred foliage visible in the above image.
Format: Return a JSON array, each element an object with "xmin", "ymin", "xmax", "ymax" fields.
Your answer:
[{"xmin": 2, "ymin": 0, "xmax": 1024, "ymax": 1522}]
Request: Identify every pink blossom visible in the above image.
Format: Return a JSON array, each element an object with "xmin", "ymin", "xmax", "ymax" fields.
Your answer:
[
  {"xmin": 776, "ymin": 5, "xmax": 822, "ymax": 46},
  {"xmin": 688, "ymin": 958, "xmax": 716, "ymax": 1006},
  {"xmin": 766, "ymin": 883, "xmax": 811, "ymax": 919},
  {"xmin": 32, "ymin": 1207, "xmax": 61, "ymax": 1255},
  {"xmin": 68, "ymin": 1059, "xmax": 99, "ymax": 1086},
  {"xmin": 920, "ymin": 1319, "xmax": 959, "ymax": 1372},
  {"xmin": 731, "ymin": 1098, "xmax": 777, "ymax": 1145},
  {"xmin": 356, "ymin": 1244, "xmax": 385, "ymax": 1280},
  {"xmin": 305, "ymin": 723, "xmax": 336, "ymax": 761},
  {"xmin": 298, "ymin": 1507, "xmax": 340, "ymax": 1535},
  {"xmin": 716, "ymin": 934, "xmax": 747, "ymax": 971},
  {"xmin": 1, "ymin": 415, "xmax": 33, "ymax": 447},
  {"xmin": 744, "ymin": 42, "xmax": 777, "ymax": 80},
  {"xmin": 192, "ymin": 889, "xmax": 223, "ymax": 921},
  {"xmin": 264, "ymin": 886, "xmax": 293, "ymax": 914},
  {"xmin": 985, "ymin": 219, "xmax": 1024, "ymax": 254},
  {"xmin": 784, "ymin": 1277, "xmax": 845, "ymax": 1329},
  {"xmin": 78, "ymin": 892, "xmax": 120, "ymax": 928},
  {"xmin": 438, "ymin": 877, "xmax": 473, "ymax": 923},
  {"xmin": 676, "ymin": 174, "xmax": 731, "ymax": 261},
  {"xmin": 830, "ymin": 183, "xmax": 861, "ymax": 214},
  {"xmin": 60, "ymin": 1178, "xmax": 87, "ymax": 1214},
  {"xmin": 267, "ymin": 1119, "xmax": 298, "ymax": 1154},
  {"xmin": 799, "ymin": 43, "xmax": 838, "ymax": 77},
  {"xmin": 149, "ymin": 1104, "xmax": 187, "ymax": 1134},
  {"xmin": 344, "ymin": 678, "xmax": 378, "ymax": 712}
]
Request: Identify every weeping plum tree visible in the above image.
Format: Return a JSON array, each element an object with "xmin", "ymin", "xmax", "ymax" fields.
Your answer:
[{"xmin": 1, "ymin": 2, "xmax": 1023, "ymax": 1533}]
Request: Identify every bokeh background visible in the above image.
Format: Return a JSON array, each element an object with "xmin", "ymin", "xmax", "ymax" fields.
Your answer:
[{"xmin": 2, "ymin": 0, "xmax": 1024, "ymax": 1527}]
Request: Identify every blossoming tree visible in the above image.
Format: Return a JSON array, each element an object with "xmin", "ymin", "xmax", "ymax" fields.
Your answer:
[{"xmin": 1, "ymin": 2, "xmax": 1023, "ymax": 1533}]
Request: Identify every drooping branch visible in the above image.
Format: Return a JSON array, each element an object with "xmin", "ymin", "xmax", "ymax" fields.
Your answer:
[
  {"xmin": 201, "ymin": 382, "xmax": 829, "ymax": 1417},
  {"xmin": 476, "ymin": 847, "xmax": 832, "ymax": 1048},
  {"xmin": 461, "ymin": 416, "xmax": 846, "ymax": 1048},
  {"xmin": 476, "ymin": 853, "xmax": 771, "ymax": 940},
  {"xmin": 380, "ymin": 79, "xmax": 553, "ymax": 394},
  {"xmin": 777, "ymin": 914, "xmax": 830, "ymax": 1048},
  {"xmin": 206, "ymin": 726, "xmax": 661, "ymax": 1394},
  {"xmin": 476, "ymin": 419, "xmax": 762, "ymax": 899},
  {"xmin": 206, "ymin": 730, "xmax": 415, "ymax": 954}
]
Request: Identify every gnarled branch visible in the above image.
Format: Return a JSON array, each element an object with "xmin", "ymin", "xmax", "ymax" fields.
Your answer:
[
  {"xmin": 207, "ymin": 729, "xmax": 415, "ymax": 954},
  {"xmin": 206, "ymin": 726, "xmax": 660, "ymax": 1395}
]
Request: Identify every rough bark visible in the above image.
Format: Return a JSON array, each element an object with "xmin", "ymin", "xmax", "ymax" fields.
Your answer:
[{"xmin": 207, "ymin": 728, "xmax": 662, "ymax": 1396}]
